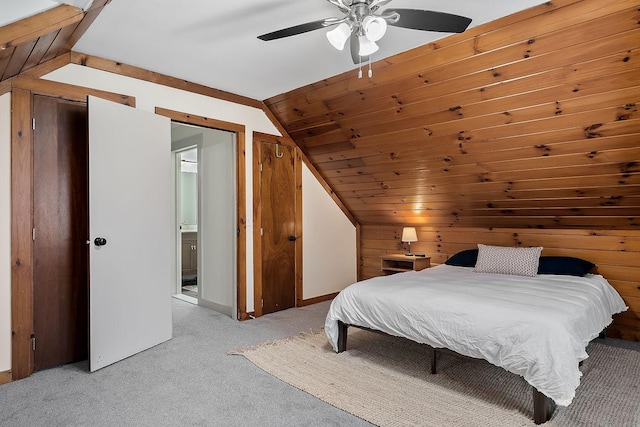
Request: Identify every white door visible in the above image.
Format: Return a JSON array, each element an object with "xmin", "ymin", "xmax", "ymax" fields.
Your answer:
[
  {"xmin": 199, "ymin": 129, "xmax": 237, "ymax": 316},
  {"xmin": 88, "ymin": 96, "xmax": 172, "ymax": 372}
]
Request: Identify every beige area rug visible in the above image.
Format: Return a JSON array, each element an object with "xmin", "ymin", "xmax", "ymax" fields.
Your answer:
[{"xmin": 233, "ymin": 328, "xmax": 640, "ymax": 427}]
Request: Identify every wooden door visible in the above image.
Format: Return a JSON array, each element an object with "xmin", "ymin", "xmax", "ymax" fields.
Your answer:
[
  {"xmin": 33, "ymin": 95, "xmax": 88, "ymax": 370},
  {"xmin": 260, "ymin": 143, "xmax": 296, "ymax": 314},
  {"xmin": 88, "ymin": 96, "xmax": 172, "ymax": 372}
]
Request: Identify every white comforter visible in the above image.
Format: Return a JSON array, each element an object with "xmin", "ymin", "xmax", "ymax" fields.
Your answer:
[{"xmin": 325, "ymin": 264, "xmax": 627, "ymax": 406}]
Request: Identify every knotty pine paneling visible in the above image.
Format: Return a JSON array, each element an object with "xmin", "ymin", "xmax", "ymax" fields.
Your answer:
[
  {"xmin": 265, "ymin": 0, "xmax": 640, "ymax": 230},
  {"xmin": 0, "ymin": 2, "xmax": 109, "ymax": 84},
  {"xmin": 359, "ymin": 225, "xmax": 640, "ymax": 341}
]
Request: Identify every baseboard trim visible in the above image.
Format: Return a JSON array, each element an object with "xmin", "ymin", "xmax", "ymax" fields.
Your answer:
[
  {"xmin": 300, "ymin": 292, "xmax": 339, "ymax": 307},
  {"xmin": 198, "ymin": 299, "xmax": 233, "ymax": 317},
  {"xmin": 0, "ymin": 370, "xmax": 11, "ymax": 385}
]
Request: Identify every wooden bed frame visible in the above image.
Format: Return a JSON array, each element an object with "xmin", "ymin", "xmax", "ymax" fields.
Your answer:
[{"xmin": 336, "ymin": 321, "xmax": 557, "ymax": 424}]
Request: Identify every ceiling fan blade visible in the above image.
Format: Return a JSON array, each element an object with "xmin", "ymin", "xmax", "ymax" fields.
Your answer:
[
  {"xmin": 258, "ymin": 19, "xmax": 330, "ymax": 41},
  {"xmin": 385, "ymin": 9, "xmax": 472, "ymax": 33}
]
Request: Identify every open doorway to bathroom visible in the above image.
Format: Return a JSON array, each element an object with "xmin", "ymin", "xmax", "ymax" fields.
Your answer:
[
  {"xmin": 178, "ymin": 148, "xmax": 198, "ymax": 301},
  {"xmin": 170, "ymin": 121, "xmax": 238, "ymax": 316}
]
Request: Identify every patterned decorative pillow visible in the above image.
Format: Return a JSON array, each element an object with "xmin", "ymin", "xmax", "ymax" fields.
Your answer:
[{"xmin": 474, "ymin": 244, "xmax": 543, "ymax": 277}]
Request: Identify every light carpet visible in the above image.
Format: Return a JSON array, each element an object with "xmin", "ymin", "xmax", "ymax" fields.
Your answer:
[{"xmin": 233, "ymin": 328, "xmax": 640, "ymax": 427}]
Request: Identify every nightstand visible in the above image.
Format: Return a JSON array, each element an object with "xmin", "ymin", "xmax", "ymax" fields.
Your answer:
[{"xmin": 381, "ymin": 254, "xmax": 431, "ymax": 275}]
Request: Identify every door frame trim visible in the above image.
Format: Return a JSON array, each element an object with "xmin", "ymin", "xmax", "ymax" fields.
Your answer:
[
  {"xmin": 10, "ymin": 78, "xmax": 135, "ymax": 381},
  {"xmin": 252, "ymin": 132, "xmax": 302, "ymax": 318},
  {"xmin": 155, "ymin": 107, "xmax": 247, "ymax": 320}
]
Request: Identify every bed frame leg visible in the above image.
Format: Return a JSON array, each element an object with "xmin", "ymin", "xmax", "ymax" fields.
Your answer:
[
  {"xmin": 532, "ymin": 388, "xmax": 556, "ymax": 424},
  {"xmin": 599, "ymin": 327, "xmax": 607, "ymax": 339},
  {"xmin": 337, "ymin": 321, "xmax": 348, "ymax": 353}
]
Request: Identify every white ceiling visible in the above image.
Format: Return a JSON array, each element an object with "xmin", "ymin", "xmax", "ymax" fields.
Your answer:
[
  {"xmin": 0, "ymin": 0, "xmax": 61, "ymax": 26},
  {"xmin": 7, "ymin": 0, "xmax": 548, "ymax": 101},
  {"xmin": 0, "ymin": 0, "xmax": 93, "ymax": 25}
]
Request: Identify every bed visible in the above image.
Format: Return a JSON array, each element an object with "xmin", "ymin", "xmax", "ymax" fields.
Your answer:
[{"xmin": 325, "ymin": 247, "xmax": 627, "ymax": 424}]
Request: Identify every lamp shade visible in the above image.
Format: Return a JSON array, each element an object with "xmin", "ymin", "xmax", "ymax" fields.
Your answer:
[
  {"xmin": 401, "ymin": 227, "xmax": 418, "ymax": 243},
  {"xmin": 363, "ymin": 16, "xmax": 387, "ymax": 42},
  {"xmin": 326, "ymin": 23, "xmax": 351, "ymax": 50}
]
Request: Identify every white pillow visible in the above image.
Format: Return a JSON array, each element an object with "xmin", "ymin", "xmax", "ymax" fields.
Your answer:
[{"xmin": 474, "ymin": 244, "xmax": 543, "ymax": 277}]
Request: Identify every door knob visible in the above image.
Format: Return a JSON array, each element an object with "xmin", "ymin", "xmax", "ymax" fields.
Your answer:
[
  {"xmin": 94, "ymin": 237, "xmax": 107, "ymax": 247},
  {"xmin": 288, "ymin": 235, "xmax": 297, "ymax": 242}
]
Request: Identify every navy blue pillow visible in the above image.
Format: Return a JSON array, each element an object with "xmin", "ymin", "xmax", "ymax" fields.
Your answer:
[
  {"xmin": 445, "ymin": 249, "xmax": 478, "ymax": 267},
  {"xmin": 537, "ymin": 256, "xmax": 595, "ymax": 276}
]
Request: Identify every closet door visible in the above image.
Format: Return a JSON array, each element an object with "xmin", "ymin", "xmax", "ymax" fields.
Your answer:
[
  {"xmin": 260, "ymin": 142, "xmax": 296, "ymax": 314},
  {"xmin": 88, "ymin": 96, "xmax": 172, "ymax": 372},
  {"xmin": 33, "ymin": 95, "xmax": 88, "ymax": 370}
]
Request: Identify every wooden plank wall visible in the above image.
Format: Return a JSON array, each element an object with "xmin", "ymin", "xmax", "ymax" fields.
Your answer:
[
  {"xmin": 266, "ymin": 0, "xmax": 640, "ymax": 340},
  {"xmin": 361, "ymin": 225, "xmax": 640, "ymax": 341},
  {"xmin": 265, "ymin": 0, "xmax": 640, "ymax": 230}
]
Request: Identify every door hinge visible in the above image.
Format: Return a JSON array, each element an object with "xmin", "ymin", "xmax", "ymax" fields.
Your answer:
[
  {"xmin": 261, "ymin": 299, "xmax": 264, "ymax": 308},
  {"xmin": 32, "ymin": 228, "xmax": 36, "ymax": 241},
  {"xmin": 31, "ymin": 335, "xmax": 36, "ymax": 351},
  {"xmin": 32, "ymin": 118, "xmax": 35, "ymax": 130},
  {"xmin": 260, "ymin": 163, "xmax": 263, "ymax": 172},
  {"xmin": 260, "ymin": 228, "xmax": 263, "ymax": 236}
]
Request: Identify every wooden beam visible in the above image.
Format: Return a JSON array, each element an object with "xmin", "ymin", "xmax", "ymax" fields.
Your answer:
[
  {"xmin": 236, "ymin": 129, "xmax": 247, "ymax": 321},
  {"xmin": 295, "ymin": 149, "xmax": 303, "ymax": 307},
  {"xmin": 252, "ymin": 134, "xmax": 263, "ymax": 318},
  {"xmin": 11, "ymin": 75, "xmax": 135, "ymax": 106},
  {"xmin": 0, "ymin": 5, "xmax": 83, "ymax": 50},
  {"xmin": 11, "ymin": 88, "xmax": 34, "ymax": 380},
  {"xmin": 0, "ymin": 79, "xmax": 10, "ymax": 96},
  {"xmin": 19, "ymin": 51, "xmax": 72, "ymax": 79},
  {"xmin": 155, "ymin": 107, "xmax": 244, "ymax": 133},
  {"xmin": 70, "ymin": 52, "xmax": 264, "ymax": 109}
]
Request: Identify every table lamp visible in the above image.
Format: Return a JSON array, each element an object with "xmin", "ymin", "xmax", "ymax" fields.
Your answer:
[{"xmin": 402, "ymin": 227, "xmax": 418, "ymax": 256}]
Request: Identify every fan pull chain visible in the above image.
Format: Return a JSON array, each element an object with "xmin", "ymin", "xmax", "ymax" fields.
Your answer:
[{"xmin": 357, "ymin": 56, "xmax": 373, "ymax": 79}]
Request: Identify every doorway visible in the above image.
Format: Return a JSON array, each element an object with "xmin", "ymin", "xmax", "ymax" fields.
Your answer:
[
  {"xmin": 32, "ymin": 95, "xmax": 88, "ymax": 371},
  {"xmin": 29, "ymin": 94, "xmax": 173, "ymax": 373},
  {"xmin": 175, "ymin": 147, "xmax": 199, "ymax": 303},
  {"xmin": 171, "ymin": 123, "xmax": 237, "ymax": 317}
]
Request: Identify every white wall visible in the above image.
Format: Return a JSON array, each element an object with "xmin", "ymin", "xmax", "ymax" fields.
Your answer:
[
  {"xmin": 0, "ymin": 93, "xmax": 11, "ymax": 372},
  {"xmin": 302, "ymin": 165, "xmax": 357, "ymax": 298},
  {"xmin": 0, "ymin": 65, "xmax": 356, "ymax": 348},
  {"xmin": 44, "ymin": 64, "xmax": 275, "ymax": 313}
]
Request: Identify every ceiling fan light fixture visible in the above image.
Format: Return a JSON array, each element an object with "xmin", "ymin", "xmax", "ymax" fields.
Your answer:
[
  {"xmin": 326, "ymin": 22, "xmax": 351, "ymax": 50},
  {"xmin": 358, "ymin": 36, "xmax": 379, "ymax": 56},
  {"xmin": 363, "ymin": 15, "xmax": 387, "ymax": 42}
]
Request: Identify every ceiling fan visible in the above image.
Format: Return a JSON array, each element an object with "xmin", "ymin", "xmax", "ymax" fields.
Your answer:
[{"xmin": 258, "ymin": 0, "xmax": 472, "ymax": 75}]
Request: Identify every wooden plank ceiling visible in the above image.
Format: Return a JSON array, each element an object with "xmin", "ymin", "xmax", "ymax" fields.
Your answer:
[
  {"xmin": 0, "ymin": 1, "xmax": 109, "ymax": 83},
  {"xmin": 265, "ymin": 0, "xmax": 640, "ymax": 230}
]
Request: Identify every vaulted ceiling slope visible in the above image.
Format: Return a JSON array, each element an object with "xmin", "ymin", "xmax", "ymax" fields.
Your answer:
[
  {"xmin": 1, "ymin": 0, "xmax": 638, "ymax": 231},
  {"xmin": 265, "ymin": 0, "xmax": 640, "ymax": 230},
  {"xmin": 2, "ymin": 0, "xmax": 548, "ymax": 100},
  {"xmin": 0, "ymin": 1, "xmax": 108, "ymax": 82}
]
